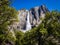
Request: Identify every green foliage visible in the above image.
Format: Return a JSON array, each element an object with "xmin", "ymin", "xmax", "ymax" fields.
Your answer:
[
  {"xmin": 15, "ymin": 30, "xmax": 24, "ymax": 45},
  {"xmin": 0, "ymin": 0, "xmax": 18, "ymax": 45},
  {"xmin": 0, "ymin": 0, "xmax": 60, "ymax": 45},
  {"xmin": 42, "ymin": 11, "xmax": 60, "ymax": 45}
]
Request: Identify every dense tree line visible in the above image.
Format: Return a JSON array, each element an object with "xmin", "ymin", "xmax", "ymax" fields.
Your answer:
[{"xmin": 0, "ymin": 0, "xmax": 60, "ymax": 45}]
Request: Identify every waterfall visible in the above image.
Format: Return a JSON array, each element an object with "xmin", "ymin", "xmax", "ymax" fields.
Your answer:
[{"xmin": 26, "ymin": 10, "xmax": 31, "ymax": 30}]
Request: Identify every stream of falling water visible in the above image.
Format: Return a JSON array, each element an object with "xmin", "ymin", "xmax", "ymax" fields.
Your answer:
[{"xmin": 26, "ymin": 10, "xmax": 31, "ymax": 31}]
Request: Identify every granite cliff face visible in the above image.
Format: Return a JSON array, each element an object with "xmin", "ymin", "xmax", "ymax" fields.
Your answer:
[
  {"xmin": 9, "ymin": 5, "xmax": 49, "ymax": 32},
  {"xmin": 29, "ymin": 5, "xmax": 49, "ymax": 27}
]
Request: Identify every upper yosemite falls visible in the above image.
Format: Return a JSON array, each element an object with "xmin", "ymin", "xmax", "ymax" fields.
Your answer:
[{"xmin": 9, "ymin": 5, "xmax": 49, "ymax": 32}]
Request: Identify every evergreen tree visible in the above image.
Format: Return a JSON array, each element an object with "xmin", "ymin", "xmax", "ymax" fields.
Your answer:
[{"xmin": 0, "ymin": 0, "xmax": 18, "ymax": 45}]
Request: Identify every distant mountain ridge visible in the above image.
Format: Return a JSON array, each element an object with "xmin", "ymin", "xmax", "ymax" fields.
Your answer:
[{"xmin": 9, "ymin": 5, "xmax": 49, "ymax": 32}]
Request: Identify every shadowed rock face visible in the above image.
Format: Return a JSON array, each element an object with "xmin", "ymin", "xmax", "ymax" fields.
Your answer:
[
  {"xmin": 18, "ymin": 9, "xmax": 27, "ymax": 30},
  {"xmin": 9, "ymin": 5, "xmax": 49, "ymax": 32},
  {"xmin": 29, "ymin": 5, "xmax": 49, "ymax": 27}
]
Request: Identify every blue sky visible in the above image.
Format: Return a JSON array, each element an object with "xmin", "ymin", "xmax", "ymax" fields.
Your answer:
[{"xmin": 11, "ymin": 0, "xmax": 60, "ymax": 11}]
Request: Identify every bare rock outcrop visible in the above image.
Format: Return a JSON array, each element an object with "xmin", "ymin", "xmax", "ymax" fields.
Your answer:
[{"xmin": 9, "ymin": 5, "xmax": 49, "ymax": 32}]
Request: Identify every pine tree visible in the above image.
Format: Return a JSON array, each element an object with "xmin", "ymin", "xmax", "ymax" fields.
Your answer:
[{"xmin": 0, "ymin": 0, "xmax": 18, "ymax": 45}]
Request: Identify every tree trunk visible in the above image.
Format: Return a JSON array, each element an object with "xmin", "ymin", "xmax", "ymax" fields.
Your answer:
[{"xmin": 38, "ymin": 32, "xmax": 43, "ymax": 45}]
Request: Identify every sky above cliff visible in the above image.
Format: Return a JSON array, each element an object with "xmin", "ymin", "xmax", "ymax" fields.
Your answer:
[{"xmin": 11, "ymin": 0, "xmax": 60, "ymax": 11}]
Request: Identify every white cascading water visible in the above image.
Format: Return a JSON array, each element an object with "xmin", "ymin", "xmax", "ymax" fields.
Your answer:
[{"xmin": 26, "ymin": 10, "xmax": 31, "ymax": 31}]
